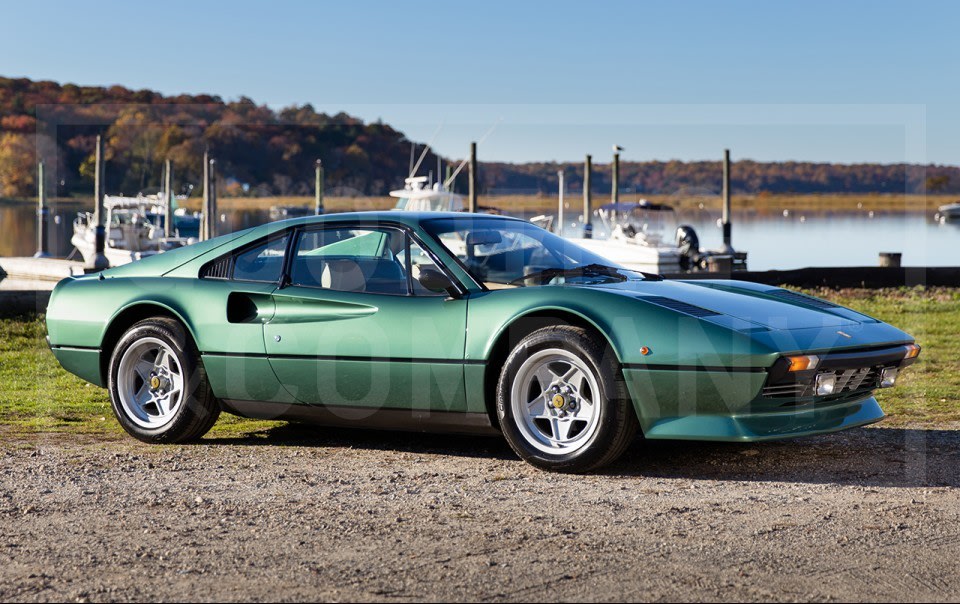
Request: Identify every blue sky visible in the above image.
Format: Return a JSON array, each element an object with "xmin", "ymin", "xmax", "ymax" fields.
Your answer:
[{"xmin": 0, "ymin": 0, "xmax": 956, "ymax": 165}]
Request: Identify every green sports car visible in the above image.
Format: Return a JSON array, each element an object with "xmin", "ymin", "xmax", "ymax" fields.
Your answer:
[{"xmin": 46, "ymin": 211, "xmax": 921, "ymax": 472}]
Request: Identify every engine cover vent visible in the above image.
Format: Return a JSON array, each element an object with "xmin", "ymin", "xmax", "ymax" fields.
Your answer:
[
  {"xmin": 767, "ymin": 289, "xmax": 838, "ymax": 309},
  {"xmin": 642, "ymin": 296, "xmax": 721, "ymax": 318}
]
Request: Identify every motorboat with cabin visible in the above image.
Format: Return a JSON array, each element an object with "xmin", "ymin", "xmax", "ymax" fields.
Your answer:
[
  {"xmin": 72, "ymin": 193, "xmax": 200, "ymax": 266},
  {"xmin": 561, "ymin": 201, "xmax": 684, "ymax": 272},
  {"xmin": 559, "ymin": 200, "xmax": 746, "ymax": 273},
  {"xmin": 937, "ymin": 201, "xmax": 960, "ymax": 222},
  {"xmin": 390, "ymin": 176, "xmax": 465, "ymax": 212}
]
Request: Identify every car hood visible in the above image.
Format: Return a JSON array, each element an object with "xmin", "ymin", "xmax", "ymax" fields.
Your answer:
[{"xmin": 585, "ymin": 279, "xmax": 873, "ymax": 331}]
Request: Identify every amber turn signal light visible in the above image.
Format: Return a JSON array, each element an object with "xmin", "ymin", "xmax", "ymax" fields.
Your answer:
[
  {"xmin": 904, "ymin": 344, "xmax": 920, "ymax": 359},
  {"xmin": 786, "ymin": 354, "xmax": 820, "ymax": 372}
]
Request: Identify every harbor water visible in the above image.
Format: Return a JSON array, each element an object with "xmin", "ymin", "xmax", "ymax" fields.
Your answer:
[{"xmin": 0, "ymin": 203, "xmax": 956, "ymax": 272}]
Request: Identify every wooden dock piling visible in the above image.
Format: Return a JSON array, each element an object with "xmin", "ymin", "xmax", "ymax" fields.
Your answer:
[
  {"xmin": 722, "ymin": 149, "xmax": 732, "ymax": 252},
  {"xmin": 87, "ymin": 135, "xmax": 109, "ymax": 271},
  {"xmin": 468, "ymin": 142, "xmax": 477, "ymax": 213},
  {"xmin": 34, "ymin": 160, "xmax": 49, "ymax": 258},
  {"xmin": 164, "ymin": 159, "xmax": 173, "ymax": 238},
  {"xmin": 315, "ymin": 159, "xmax": 325, "ymax": 215},
  {"xmin": 583, "ymin": 154, "xmax": 593, "ymax": 238},
  {"xmin": 557, "ymin": 170, "xmax": 565, "ymax": 236},
  {"xmin": 209, "ymin": 158, "xmax": 218, "ymax": 238},
  {"xmin": 201, "ymin": 150, "xmax": 210, "ymax": 241},
  {"xmin": 612, "ymin": 147, "xmax": 620, "ymax": 205}
]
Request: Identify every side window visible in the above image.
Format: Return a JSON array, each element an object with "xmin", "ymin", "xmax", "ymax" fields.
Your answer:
[
  {"xmin": 232, "ymin": 235, "xmax": 289, "ymax": 282},
  {"xmin": 290, "ymin": 227, "xmax": 411, "ymax": 295},
  {"xmin": 399, "ymin": 239, "xmax": 446, "ymax": 296}
]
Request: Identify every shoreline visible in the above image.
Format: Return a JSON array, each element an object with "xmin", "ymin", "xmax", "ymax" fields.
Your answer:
[{"xmin": 1, "ymin": 193, "xmax": 952, "ymax": 214}]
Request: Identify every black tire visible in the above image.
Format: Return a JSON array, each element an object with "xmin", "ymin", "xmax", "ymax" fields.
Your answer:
[
  {"xmin": 108, "ymin": 317, "xmax": 220, "ymax": 443},
  {"xmin": 496, "ymin": 325, "xmax": 638, "ymax": 473}
]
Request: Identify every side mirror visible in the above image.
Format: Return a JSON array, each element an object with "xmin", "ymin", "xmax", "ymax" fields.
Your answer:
[{"xmin": 417, "ymin": 268, "xmax": 460, "ymax": 297}]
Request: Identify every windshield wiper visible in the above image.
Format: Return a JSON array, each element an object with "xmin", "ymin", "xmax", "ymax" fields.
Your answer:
[{"xmin": 509, "ymin": 263, "xmax": 629, "ymax": 286}]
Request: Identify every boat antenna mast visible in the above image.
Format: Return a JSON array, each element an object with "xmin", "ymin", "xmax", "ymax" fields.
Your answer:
[
  {"xmin": 443, "ymin": 118, "xmax": 502, "ymax": 190},
  {"xmin": 408, "ymin": 122, "xmax": 444, "ymax": 179}
]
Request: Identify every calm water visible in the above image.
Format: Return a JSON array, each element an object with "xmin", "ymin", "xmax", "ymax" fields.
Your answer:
[{"xmin": 1, "ymin": 203, "xmax": 957, "ymax": 272}]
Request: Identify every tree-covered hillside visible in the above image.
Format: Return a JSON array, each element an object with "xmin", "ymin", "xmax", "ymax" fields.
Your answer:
[{"xmin": 1, "ymin": 76, "xmax": 957, "ymax": 199}]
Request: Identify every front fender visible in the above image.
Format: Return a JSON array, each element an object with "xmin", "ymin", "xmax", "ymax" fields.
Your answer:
[{"xmin": 466, "ymin": 286, "xmax": 775, "ymax": 369}]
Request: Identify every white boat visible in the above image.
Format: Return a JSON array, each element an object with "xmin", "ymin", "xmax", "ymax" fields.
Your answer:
[
  {"xmin": 390, "ymin": 176, "xmax": 465, "ymax": 212},
  {"xmin": 72, "ymin": 193, "xmax": 200, "ymax": 266},
  {"xmin": 937, "ymin": 202, "xmax": 960, "ymax": 221},
  {"xmin": 564, "ymin": 201, "xmax": 686, "ymax": 273}
]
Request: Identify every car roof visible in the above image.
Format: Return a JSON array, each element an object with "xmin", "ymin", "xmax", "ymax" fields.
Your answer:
[{"xmin": 257, "ymin": 210, "xmax": 525, "ymax": 231}]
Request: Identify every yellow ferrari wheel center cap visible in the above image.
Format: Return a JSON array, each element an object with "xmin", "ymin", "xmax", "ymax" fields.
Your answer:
[
  {"xmin": 150, "ymin": 376, "xmax": 161, "ymax": 389},
  {"xmin": 552, "ymin": 394, "xmax": 565, "ymax": 408}
]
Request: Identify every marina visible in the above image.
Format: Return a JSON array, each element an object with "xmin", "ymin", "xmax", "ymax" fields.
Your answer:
[
  {"xmin": 3, "ymin": 201, "xmax": 956, "ymax": 271},
  {"xmin": 1, "ymin": 139, "xmax": 957, "ymax": 303}
]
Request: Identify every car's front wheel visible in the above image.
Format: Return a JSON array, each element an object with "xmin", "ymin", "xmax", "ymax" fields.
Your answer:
[
  {"xmin": 496, "ymin": 325, "xmax": 638, "ymax": 472},
  {"xmin": 108, "ymin": 317, "xmax": 220, "ymax": 443}
]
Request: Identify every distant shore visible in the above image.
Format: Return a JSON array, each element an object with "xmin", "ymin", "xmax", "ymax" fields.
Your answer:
[{"xmin": 1, "ymin": 193, "xmax": 951, "ymax": 214}]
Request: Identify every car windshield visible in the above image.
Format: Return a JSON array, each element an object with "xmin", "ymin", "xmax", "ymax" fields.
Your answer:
[{"xmin": 421, "ymin": 216, "xmax": 655, "ymax": 289}]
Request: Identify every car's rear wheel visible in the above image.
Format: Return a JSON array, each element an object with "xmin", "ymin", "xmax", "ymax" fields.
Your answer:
[
  {"xmin": 496, "ymin": 325, "xmax": 638, "ymax": 472},
  {"xmin": 108, "ymin": 317, "xmax": 219, "ymax": 443}
]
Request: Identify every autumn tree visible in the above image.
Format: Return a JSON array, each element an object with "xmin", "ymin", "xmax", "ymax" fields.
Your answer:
[{"xmin": 0, "ymin": 132, "xmax": 34, "ymax": 197}]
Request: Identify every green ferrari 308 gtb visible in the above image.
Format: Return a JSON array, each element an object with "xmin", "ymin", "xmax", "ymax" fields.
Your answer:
[{"xmin": 46, "ymin": 212, "xmax": 920, "ymax": 472}]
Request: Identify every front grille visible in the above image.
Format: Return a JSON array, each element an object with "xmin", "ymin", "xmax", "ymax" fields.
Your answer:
[
  {"xmin": 834, "ymin": 367, "xmax": 878, "ymax": 392},
  {"xmin": 642, "ymin": 296, "xmax": 720, "ymax": 318},
  {"xmin": 761, "ymin": 367, "xmax": 881, "ymax": 399},
  {"xmin": 760, "ymin": 383, "xmax": 808, "ymax": 398}
]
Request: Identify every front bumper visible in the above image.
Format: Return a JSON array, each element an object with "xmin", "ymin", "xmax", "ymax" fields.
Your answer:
[
  {"xmin": 621, "ymin": 343, "xmax": 917, "ymax": 442},
  {"xmin": 639, "ymin": 394, "xmax": 884, "ymax": 441}
]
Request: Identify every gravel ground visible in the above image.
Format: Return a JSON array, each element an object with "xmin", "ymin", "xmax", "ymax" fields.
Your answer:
[{"xmin": 0, "ymin": 423, "xmax": 958, "ymax": 602}]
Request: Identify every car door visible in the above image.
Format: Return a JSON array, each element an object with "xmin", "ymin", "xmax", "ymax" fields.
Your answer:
[
  {"xmin": 263, "ymin": 224, "xmax": 469, "ymax": 412},
  {"xmin": 193, "ymin": 232, "xmax": 292, "ymax": 404}
]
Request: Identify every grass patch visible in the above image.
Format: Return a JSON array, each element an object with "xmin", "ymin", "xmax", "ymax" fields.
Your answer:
[
  {"xmin": 0, "ymin": 287, "xmax": 956, "ymax": 438},
  {"xmin": 0, "ymin": 315, "xmax": 283, "ymax": 437},
  {"xmin": 802, "ymin": 287, "xmax": 960, "ymax": 425}
]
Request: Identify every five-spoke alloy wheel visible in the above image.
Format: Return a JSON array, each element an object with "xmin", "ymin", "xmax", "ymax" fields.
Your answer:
[
  {"xmin": 116, "ymin": 337, "xmax": 185, "ymax": 429},
  {"xmin": 108, "ymin": 317, "xmax": 219, "ymax": 443},
  {"xmin": 511, "ymin": 348, "xmax": 602, "ymax": 455},
  {"xmin": 497, "ymin": 325, "xmax": 638, "ymax": 473}
]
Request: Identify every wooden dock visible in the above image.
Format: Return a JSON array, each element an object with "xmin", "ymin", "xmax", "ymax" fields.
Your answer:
[
  {"xmin": 0, "ymin": 257, "xmax": 83, "ymax": 283},
  {"xmin": 0, "ymin": 257, "xmax": 83, "ymax": 316}
]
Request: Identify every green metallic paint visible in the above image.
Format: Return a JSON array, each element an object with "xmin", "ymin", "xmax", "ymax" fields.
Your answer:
[
  {"xmin": 465, "ymin": 285, "xmax": 778, "ymax": 368},
  {"xmin": 263, "ymin": 286, "xmax": 468, "ymax": 409},
  {"xmin": 264, "ymin": 358, "xmax": 467, "ymax": 410},
  {"xmin": 50, "ymin": 347, "xmax": 103, "ymax": 387},
  {"xmin": 622, "ymin": 368, "xmax": 769, "ymax": 435},
  {"xmin": 268, "ymin": 295, "xmax": 378, "ymax": 323},
  {"xmin": 201, "ymin": 355, "xmax": 295, "ymax": 404},
  {"xmin": 641, "ymin": 395, "xmax": 885, "ymax": 441},
  {"xmin": 44, "ymin": 211, "xmax": 918, "ymax": 444}
]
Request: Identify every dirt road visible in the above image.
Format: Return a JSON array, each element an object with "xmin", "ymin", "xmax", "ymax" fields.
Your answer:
[{"xmin": 0, "ymin": 424, "xmax": 958, "ymax": 602}]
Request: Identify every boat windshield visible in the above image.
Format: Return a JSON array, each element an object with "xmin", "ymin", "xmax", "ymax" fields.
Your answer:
[
  {"xmin": 394, "ymin": 194, "xmax": 463, "ymax": 212},
  {"xmin": 599, "ymin": 203, "xmax": 678, "ymax": 244},
  {"xmin": 422, "ymin": 216, "xmax": 654, "ymax": 288}
]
